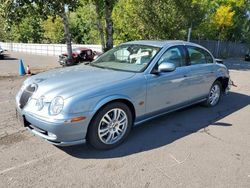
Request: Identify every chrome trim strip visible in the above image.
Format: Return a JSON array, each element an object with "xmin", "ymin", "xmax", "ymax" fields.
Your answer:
[{"xmin": 47, "ymin": 139, "xmax": 86, "ymax": 146}]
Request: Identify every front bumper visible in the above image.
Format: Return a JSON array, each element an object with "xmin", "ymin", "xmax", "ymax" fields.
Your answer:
[
  {"xmin": 16, "ymin": 108, "xmax": 90, "ymax": 146},
  {"xmin": 26, "ymin": 124, "xmax": 86, "ymax": 146}
]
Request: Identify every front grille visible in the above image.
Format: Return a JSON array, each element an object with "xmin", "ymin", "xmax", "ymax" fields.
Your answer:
[{"xmin": 19, "ymin": 84, "xmax": 37, "ymax": 109}]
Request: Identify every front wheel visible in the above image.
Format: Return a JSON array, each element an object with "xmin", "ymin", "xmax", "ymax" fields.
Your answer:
[
  {"xmin": 204, "ymin": 81, "xmax": 222, "ymax": 107},
  {"xmin": 87, "ymin": 102, "xmax": 133, "ymax": 150}
]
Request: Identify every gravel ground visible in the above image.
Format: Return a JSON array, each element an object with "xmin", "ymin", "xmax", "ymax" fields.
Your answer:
[{"xmin": 0, "ymin": 52, "xmax": 250, "ymax": 188}]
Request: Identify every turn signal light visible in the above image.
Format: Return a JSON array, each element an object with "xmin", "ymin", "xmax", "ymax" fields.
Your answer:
[{"xmin": 64, "ymin": 116, "xmax": 86, "ymax": 123}]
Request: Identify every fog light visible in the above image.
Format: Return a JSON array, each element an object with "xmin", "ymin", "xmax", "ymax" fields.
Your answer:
[{"xmin": 48, "ymin": 132, "xmax": 57, "ymax": 139}]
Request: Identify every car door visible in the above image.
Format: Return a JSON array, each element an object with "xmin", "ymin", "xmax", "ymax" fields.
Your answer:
[
  {"xmin": 145, "ymin": 45, "xmax": 190, "ymax": 114},
  {"xmin": 184, "ymin": 45, "xmax": 216, "ymax": 100}
]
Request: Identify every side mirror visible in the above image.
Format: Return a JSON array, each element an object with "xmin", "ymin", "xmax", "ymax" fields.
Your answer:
[
  {"xmin": 215, "ymin": 59, "xmax": 223, "ymax": 64},
  {"xmin": 158, "ymin": 62, "xmax": 176, "ymax": 72}
]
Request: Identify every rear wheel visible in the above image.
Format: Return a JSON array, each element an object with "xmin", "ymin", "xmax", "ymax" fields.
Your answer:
[
  {"xmin": 87, "ymin": 102, "xmax": 133, "ymax": 150},
  {"xmin": 204, "ymin": 81, "xmax": 222, "ymax": 107}
]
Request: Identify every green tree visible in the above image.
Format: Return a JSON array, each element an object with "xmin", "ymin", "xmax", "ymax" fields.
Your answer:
[
  {"xmin": 13, "ymin": 17, "xmax": 44, "ymax": 43},
  {"xmin": 87, "ymin": 0, "xmax": 118, "ymax": 51},
  {"xmin": 113, "ymin": 0, "xmax": 206, "ymax": 42},
  {"xmin": 0, "ymin": 17, "xmax": 7, "ymax": 41},
  {"xmin": 212, "ymin": 5, "xmax": 235, "ymax": 40},
  {"xmin": 1, "ymin": 0, "xmax": 250, "ymax": 46},
  {"xmin": 192, "ymin": 0, "xmax": 250, "ymax": 42},
  {"xmin": 112, "ymin": 0, "xmax": 144, "ymax": 43},
  {"xmin": 4, "ymin": 0, "xmax": 80, "ymax": 59},
  {"xmin": 42, "ymin": 16, "xmax": 64, "ymax": 43},
  {"xmin": 70, "ymin": 3, "xmax": 99, "ymax": 44}
]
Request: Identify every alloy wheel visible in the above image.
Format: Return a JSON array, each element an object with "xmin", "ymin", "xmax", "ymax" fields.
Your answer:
[
  {"xmin": 209, "ymin": 84, "xmax": 221, "ymax": 106},
  {"xmin": 98, "ymin": 108, "xmax": 128, "ymax": 145}
]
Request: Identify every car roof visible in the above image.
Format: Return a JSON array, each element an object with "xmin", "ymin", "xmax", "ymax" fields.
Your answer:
[
  {"xmin": 73, "ymin": 47, "xmax": 91, "ymax": 51},
  {"xmin": 123, "ymin": 40, "xmax": 204, "ymax": 48}
]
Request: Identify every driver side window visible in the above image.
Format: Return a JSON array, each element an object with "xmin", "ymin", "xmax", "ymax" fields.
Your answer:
[{"xmin": 158, "ymin": 46, "xmax": 185, "ymax": 68}]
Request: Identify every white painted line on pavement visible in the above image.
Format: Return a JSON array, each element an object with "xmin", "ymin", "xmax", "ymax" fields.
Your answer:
[
  {"xmin": 169, "ymin": 154, "xmax": 181, "ymax": 164},
  {"xmin": 0, "ymin": 153, "xmax": 58, "ymax": 175},
  {"xmin": 170, "ymin": 153, "xmax": 191, "ymax": 167}
]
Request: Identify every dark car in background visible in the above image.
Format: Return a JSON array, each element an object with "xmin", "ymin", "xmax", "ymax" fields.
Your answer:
[
  {"xmin": 0, "ymin": 46, "xmax": 5, "ymax": 59},
  {"xmin": 58, "ymin": 47, "xmax": 102, "ymax": 66},
  {"xmin": 245, "ymin": 52, "xmax": 250, "ymax": 61}
]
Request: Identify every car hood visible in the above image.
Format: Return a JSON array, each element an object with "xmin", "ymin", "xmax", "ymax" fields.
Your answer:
[{"xmin": 26, "ymin": 65, "xmax": 136, "ymax": 100}]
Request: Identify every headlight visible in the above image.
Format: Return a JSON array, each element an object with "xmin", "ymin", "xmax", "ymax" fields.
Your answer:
[
  {"xmin": 49, "ymin": 96, "xmax": 64, "ymax": 115},
  {"xmin": 35, "ymin": 96, "xmax": 44, "ymax": 111}
]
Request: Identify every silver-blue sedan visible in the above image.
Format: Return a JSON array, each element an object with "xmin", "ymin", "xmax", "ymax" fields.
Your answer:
[{"xmin": 16, "ymin": 40, "xmax": 230, "ymax": 149}]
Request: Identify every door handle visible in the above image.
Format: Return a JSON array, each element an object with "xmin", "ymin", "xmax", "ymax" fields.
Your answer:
[{"xmin": 183, "ymin": 75, "xmax": 187, "ymax": 77}]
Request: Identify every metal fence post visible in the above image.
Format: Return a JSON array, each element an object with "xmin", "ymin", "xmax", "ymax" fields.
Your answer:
[{"xmin": 216, "ymin": 40, "xmax": 220, "ymax": 58}]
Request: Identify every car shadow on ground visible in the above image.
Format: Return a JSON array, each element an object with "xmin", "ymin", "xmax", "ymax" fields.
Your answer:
[
  {"xmin": 59, "ymin": 91, "xmax": 250, "ymax": 159},
  {"xmin": 224, "ymin": 59, "xmax": 250, "ymax": 71}
]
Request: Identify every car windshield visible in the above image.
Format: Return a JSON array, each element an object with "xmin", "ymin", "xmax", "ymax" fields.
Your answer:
[{"xmin": 91, "ymin": 44, "xmax": 160, "ymax": 72}]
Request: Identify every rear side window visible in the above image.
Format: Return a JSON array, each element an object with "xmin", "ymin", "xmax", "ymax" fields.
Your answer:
[{"xmin": 187, "ymin": 46, "xmax": 214, "ymax": 65}]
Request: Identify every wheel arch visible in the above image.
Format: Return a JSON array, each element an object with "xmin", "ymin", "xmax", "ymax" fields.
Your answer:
[
  {"xmin": 90, "ymin": 96, "xmax": 136, "ymax": 126},
  {"xmin": 215, "ymin": 76, "xmax": 229, "ymax": 92}
]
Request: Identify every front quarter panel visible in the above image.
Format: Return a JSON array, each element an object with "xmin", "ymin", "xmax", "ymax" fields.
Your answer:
[
  {"xmin": 214, "ymin": 63, "xmax": 230, "ymax": 78},
  {"xmin": 63, "ymin": 74, "xmax": 147, "ymax": 123}
]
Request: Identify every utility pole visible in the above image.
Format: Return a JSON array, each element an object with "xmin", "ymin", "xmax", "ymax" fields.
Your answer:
[
  {"xmin": 62, "ymin": 4, "xmax": 73, "ymax": 64},
  {"xmin": 187, "ymin": 27, "xmax": 192, "ymax": 42}
]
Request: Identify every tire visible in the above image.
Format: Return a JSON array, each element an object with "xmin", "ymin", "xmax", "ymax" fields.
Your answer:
[
  {"xmin": 87, "ymin": 102, "xmax": 133, "ymax": 150},
  {"xmin": 204, "ymin": 81, "xmax": 222, "ymax": 107}
]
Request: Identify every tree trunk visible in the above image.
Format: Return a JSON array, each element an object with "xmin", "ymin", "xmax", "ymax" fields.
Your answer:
[
  {"xmin": 104, "ymin": 0, "xmax": 114, "ymax": 51},
  {"xmin": 62, "ymin": 10, "xmax": 72, "ymax": 61},
  {"xmin": 95, "ymin": 2, "xmax": 105, "ymax": 52}
]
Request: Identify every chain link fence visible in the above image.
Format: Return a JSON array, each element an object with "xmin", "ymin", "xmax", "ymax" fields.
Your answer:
[{"xmin": 192, "ymin": 39, "xmax": 249, "ymax": 58}]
